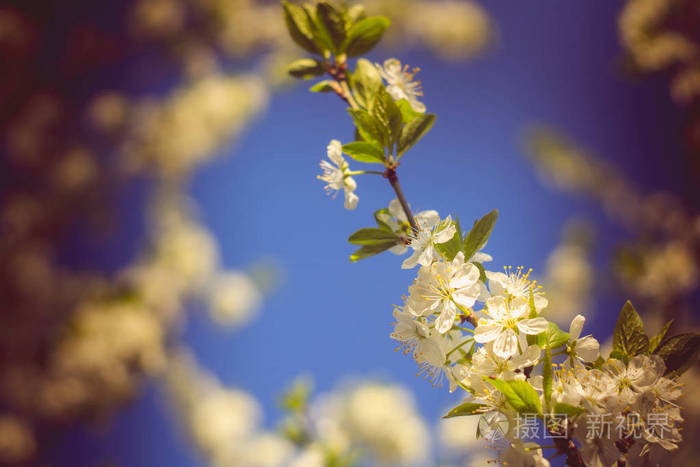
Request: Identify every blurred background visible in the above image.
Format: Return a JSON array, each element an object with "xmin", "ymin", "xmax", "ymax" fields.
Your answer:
[{"xmin": 0, "ymin": 0, "xmax": 698, "ymax": 466}]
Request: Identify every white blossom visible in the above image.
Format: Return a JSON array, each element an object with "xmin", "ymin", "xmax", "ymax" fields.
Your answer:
[
  {"xmin": 405, "ymin": 252, "xmax": 481, "ymax": 333},
  {"xmin": 318, "ymin": 139, "xmax": 358, "ymax": 210},
  {"xmin": 401, "ymin": 213, "xmax": 456, "ymax": 269},
  {"xmin": 566, "ymin": 314, "xmax": 600, "ymax": 363},
  {"xmin": 390, "ymin": 307, "xmax": 430, "ymax": 355},
  {"xmin": 601, "ymin": 355, "xmax": 665, "ymax": 411},
  {"xmin": 471, "ymin": 343, "xmax": 540, "ymax": 380},
  {"xmin": 486, "ymin": 266, "xmax": 548, "ymax": 312},
  {"xmin": 499, "ymin": 440, "xmax": 550, "ymax": 467},
  {"xmin": 473, "ymin": 295, "xmax": 548, "ymax": 359},
  {"xmin": 377, "ymin": 198, "xmax": 438, "ymax": 255},
  {"xmin": 376, "ymin": 58, "xmax": 426, "ymax": 112}
]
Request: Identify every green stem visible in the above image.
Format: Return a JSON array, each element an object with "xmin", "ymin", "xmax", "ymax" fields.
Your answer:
[
  {"xmin": 339, "ymin": 80, "xmax": 359, "ymax": 109},
  {"xmin": 347, "ymin": 170, "xmax": 385, "ymax": 176},
  {"xmin": 446, "ymin": 338, "xmax": 472, "ymax": 357}
]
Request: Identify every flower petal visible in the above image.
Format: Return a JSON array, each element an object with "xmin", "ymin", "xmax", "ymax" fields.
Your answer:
[
  {"xmin": 569, "ymin": 315, "xmax": 585, "ymax": 340},
  {"xmin": 435, "ymin": 302, "xmax": 457, "ymax": 334},
  {"xmin": 493, "ymin": 327, "xmax": 518, "ymax": 359},
  {"xmin": 576, "ymin": 336, "xmax": 599, "ymax": 362},
  {"xmin": 517, "ymin": 317, "xmax": 548, "ymax": 335},
  {"xmin": 473, "ymin": 324, "xmax": 502, "ymax": 343}
]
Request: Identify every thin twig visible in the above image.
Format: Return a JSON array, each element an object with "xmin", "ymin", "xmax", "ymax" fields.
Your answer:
[{"xmin": 385, "ymin": 166, "xmax": 418, "ymax": 232}]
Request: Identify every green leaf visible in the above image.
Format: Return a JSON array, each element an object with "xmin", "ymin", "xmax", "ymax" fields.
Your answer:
[
  {"xmin": 309, "ymin": 80, "xmax": 336, "ymax": 93},
  {"xmin": 545, "ymin": 322, "xmax": 570, "ymax": 349},
  {"xmin": 529, "ymin": 321, "xmax": 568, "ymax": 348},
  {"xmin": 654, "ymin": 333, "xmax": 700, "ymax": 377},
  {"xmin": 462, "ymin": 209, "xmax": 498, "ymax": 261},
  {"xmin": 612, "ymin": 300, "xmax": 649, "ymax": 363},
  {"xmin": 443, "ymin": 402, "xmax": 486, "ymax": 419},
  {"xmin": 344, "ymin": 16, "xmax": 390, "ymax": 57},
  {"xmin": 397, "ymin": 113, "xmax": 436, "ymax": 157},
  {"xmin": 342, "ymin": 141, "xmax": 385, "ymax": 164},
  {"xmin": 396, "ymin": 98, "xmax": 422, "ymax": 124},
  {"xmin": 350, "ymin": 242, "xmax": 397, "ymax": 262},
  {"xmin": 487, "ymin": 378, "xmax": 542, "ymax": 415},
  {"xmin": 543, "ymin": 348, "xmax": 552, "ymax": 412},
  {"xmin": 553, "ymin": 403, "xmax": 585, "ymax": 417},
  {"xmin": 281, "ymin": 1, "xmax": 319, "ymax": 54},
  {"xmin": 350, "ymin": 59, "xmax": 381, "ymax": 109},
  {"xmin": 609, "ymin": 348, "xmax": 626, "ymax": 361},
  {"xmin": 315, "ymin": 2, "xmax": 346, "ymax": 54},
  {"xmin": 286, "ymin": 58, "xmax": 325, "ymax": 79},
  {"xmin": 649, "ymin": 319, "xmax": 673, "ymax": 353},
  {"xmin": 436, "ymin": 217, "xmax": 463, "ymax": 261},
  {"xmin": 371, "ymin": 86, "xmax": 402, "ymax": 146},
  {"xmin": 348, "ymin": 228, "xmax": 400, "ymax": 245},
  {"xmin": 348, "ymin": 109, "xmax": 385, "ymax": 146}
]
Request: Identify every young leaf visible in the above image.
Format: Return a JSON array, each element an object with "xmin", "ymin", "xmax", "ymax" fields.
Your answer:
[
  {"xmin": 544, "ymin": 322, "xmax": 569, "ymax": 349},
  {"xmin": 612, "ymin": 300, "xmax": 649, "ymax": 363},
  {"xmin": 397, "ymin": 113, "xmax": 436, "ymax": 157},
  {"xmin": 348, "ymin": 109, "xmax": 385, "ymax": 146},
  {"xmin": 286, "ymin": 58, "xmax": 325, "ymax": 79},
  {"xmin": 309, "ymin": 80, "xmax": 336, "ymax": 93},
  {"xmin": 350, "ymin": 58, "xmax": 382, "ymax": 109},
  {"xmin": 443, "ymin": 402, "xmax": 487, "ymax": 419},
  {"xmin": 462, "ymin": 209, "xmax": 498, "ymax": 261},
  {"xmin": 344, "ymin": 16, "xmax": 390, "ymax": 57},
  {"xmin": 436, "ymin": 217, "xmax": 463, "ymax": 261},
  {"xmin": 342, "ymin": 141, "xmax": 385, "ymax": 164},
  {"xmin": 348, "ymin": 228, "xmax": 400, "ymax": 245},
  {"xmin": 396, "ymin": 98, "xmax": 422, "ymax": 124},
  {"xmin": 543, "ymin": 348, "xmax": 552, "ymax": 411},
  {"xmin": 350, "ymin": 241, "xmax": 397, "ymax": 262},
  {"xmin": 315, "ymin": 2, "xmax": 346, "ymax": 54},
  {"xmin": 654, "ymin": 332, "xmax": 700, "ymax": 377},
  {"xmin": 553, "ymin": 403, "xmax": 585, "ymax": 417},
  {"xmin": 281, "ymin": 1, "xmax": 319, "ymax": 54},
  {"xmin": 487, "ymin": 378, "xmax": 542, "ymax": 415},
  {"xmin": 371, "ymin": 86, "xmax": 402, "ymax": 145},
  {"xmin": 648, "ymin": 319, "xmax": 673, "ymax": 353}
]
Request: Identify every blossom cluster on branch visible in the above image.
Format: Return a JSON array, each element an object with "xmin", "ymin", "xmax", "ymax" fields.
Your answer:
[{"xmin": 282, "ymin": 2, "xmax": 700, "ymax": 465}]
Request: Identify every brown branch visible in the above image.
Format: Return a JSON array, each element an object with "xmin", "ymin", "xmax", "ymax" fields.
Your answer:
[{"xmin": 384, "ymin": 166, "xmax": 418, "ymax": 232}]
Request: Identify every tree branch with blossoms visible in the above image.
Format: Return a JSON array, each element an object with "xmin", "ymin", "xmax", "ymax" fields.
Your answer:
[{"xmin": 281, "ymin": 2, "xmax": 700, "ymax": 466}]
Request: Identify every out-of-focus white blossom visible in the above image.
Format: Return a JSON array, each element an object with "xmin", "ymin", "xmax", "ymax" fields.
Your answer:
[
  {"xmin": 207, "ymin": 271, "xmax": 262, "ymax": 327},
  {"xmin": 312, "ymin": 382, "xmax": 429, "ymax": 466},
  {"xmin": 318, "ymin": 139, "xmax": 359, "ymax": 210}
]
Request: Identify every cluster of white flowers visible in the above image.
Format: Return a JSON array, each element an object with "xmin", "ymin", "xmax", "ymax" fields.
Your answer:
[{"xmin": 387, "ymin": 213, "xmax": 691, "ymax": 465}]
